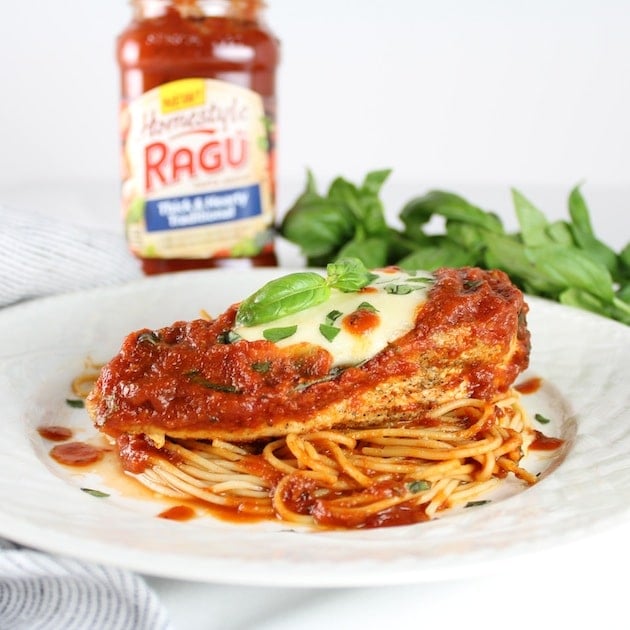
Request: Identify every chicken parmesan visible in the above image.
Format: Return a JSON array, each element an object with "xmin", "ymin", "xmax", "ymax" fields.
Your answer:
[{"xmin": 86, "ymin": 263, "xmax": 535, "ymax": 529}]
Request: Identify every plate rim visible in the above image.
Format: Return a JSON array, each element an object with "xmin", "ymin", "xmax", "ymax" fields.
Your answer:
[{"xmin": 1, "ymin": 268, "xmax": 629, "ymax": 587}]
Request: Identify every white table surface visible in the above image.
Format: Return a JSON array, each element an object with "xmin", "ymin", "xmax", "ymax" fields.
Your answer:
[{"xmin": 2, "ymin": 179, "xmax": 629, "ymax": 630}]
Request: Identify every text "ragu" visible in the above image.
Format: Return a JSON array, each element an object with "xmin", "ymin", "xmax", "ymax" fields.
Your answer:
[{"xmin": 144, "ymin": 134, "xmax": 248, "ymax": 192}]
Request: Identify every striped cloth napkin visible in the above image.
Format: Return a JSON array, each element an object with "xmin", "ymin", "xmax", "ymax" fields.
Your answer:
[
  {"xmin": 0, "ymin": 206, "xmax": 170, "ymax": 629},
  {"xmin": 0, "ymin": 204, "xmax": 142, "ymax": 308},
  {"xmin": 0, "ymin": 540, "xmax": 171, "ymax": 630}
]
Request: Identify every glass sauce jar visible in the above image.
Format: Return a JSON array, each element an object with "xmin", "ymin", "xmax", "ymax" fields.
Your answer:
[{"xmin": 117, "ymin": 0, "xmax": 279, "ymax": 274}]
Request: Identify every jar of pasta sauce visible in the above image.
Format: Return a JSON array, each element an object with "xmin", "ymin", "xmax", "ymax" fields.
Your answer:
[{"xmin": 117, "ymin": 0, "xmax": 280, "ymax": 274}]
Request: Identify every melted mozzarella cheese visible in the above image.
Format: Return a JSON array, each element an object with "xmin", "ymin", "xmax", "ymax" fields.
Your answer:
[{"xmin": 234, "ymin": 268, "xmax": 433, "ymax": 367}]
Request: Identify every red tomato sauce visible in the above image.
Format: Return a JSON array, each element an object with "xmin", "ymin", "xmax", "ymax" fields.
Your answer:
[
  {"xmin": 50, "ymin": 442, "xmax": 104, "ymax": 467},
  {"xmin": 37, "ymin": 426, "xmax": 73, "ymax": 442}
]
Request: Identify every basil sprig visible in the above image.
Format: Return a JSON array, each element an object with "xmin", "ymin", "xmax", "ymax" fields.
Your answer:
[
  {"xmin": 280, "ymin": 170, "xmax": 630, "ymax": 325},
  {"xmin": 236, "ymin": 258, "xmax": 377, "ymax": 327}
]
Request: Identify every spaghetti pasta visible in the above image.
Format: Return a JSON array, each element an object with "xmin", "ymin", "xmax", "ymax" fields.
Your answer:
[{"xmin": 118, "ymin": 390, "xmax": 536, "ymax": 529}]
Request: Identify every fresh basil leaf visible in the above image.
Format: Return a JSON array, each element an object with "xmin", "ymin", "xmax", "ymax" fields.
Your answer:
[
  {"xmin": 280, "ymin": 198, "xmax": 355, "ymax": 259},
  {"xmin": 616, "ymin": 283, "xmax": 630, "ymax": 304},
  {"xmin": 236, "ymin": 272, "xmax": 329, "ymax": 326},
  {"xmin": 445, "ymin": 221, "xmax": 489, "ymax": 257},
  {"xmin": 335, "ymin": 236, "xmax": 389, "ymax": 269},
  {"xmin": 398, "ymin": 241, "xmax": 478, "ymax": 271},
  {"xmin": 612, "ymin": 297, "xmax": 630, "ymax": 324},
  {"xmin": 400, "ymin": 191, "xmax": 503, "ymax": 239},
  {"xmin": 546, "ymin": 220, "xmax": 575, "ymax": 247},
  {"xmin": 559, "ymin": 288, "xmax": 612, "ymax": 319},
  {"xmin": 560, "ymin": 287, "xmax": 630, "ymax": 325},
  {"xmin": 483, "ymin": 233, "xmax": 557, "ymax": 295},
  {"xmin": 512, "ymin": 189, "xmax": 552, "ymax": 247},
  {"xmin": 525, "ymin": 245, "xmax": 615, "ymax": 302},
  {"xmin": 263, "ymin": 325, "xmax": 298, "ymax": 342},
  {"xmin": 66, "ymin": 398, "xmax": 85, "ymax": 409},
  {"xmin": 387, "ymin": 229, "xmax": 428, "ymax": 261},
  {"xmin": 326, "ymin": 257, "xmax": 378, "ymax": 292},
  {"xmin": 327, "ymin": 170, "xmax": 391, "ymax": 235},
  {"xmin": 563, "ymin": 189, "xmax": 619, "ymax": 277},
  {"xmin": 358, "ymin": 196, "xmax": 389, "ymax": 237},
  {"xmin": 327, "ymin": 177, "xmax": 366, "ymax": 223},
  {"xmin": 361, "ymin": 169, "xmax": 392, "ymax": 196},
  {"xmin": 303, "ymin": 168, "xmax": 318, "ymax": 195},
  {"xmin": 568, "ymin": 184, "xmax": 594, "ymax": 235},
  {"xmin": 319, "ymin": 324, "xmax": 341, "ymax": 342}
]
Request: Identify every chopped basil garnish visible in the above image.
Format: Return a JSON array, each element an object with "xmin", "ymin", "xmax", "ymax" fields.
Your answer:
[
  {"xmin": 65, "ymin": 398, "xmax": 85, "ymax": 409},
  {"xmin": 186, "ymin": 370, "xmax": 240, "ymax": 393},
  {"xmin": 251, "ymin": 361, "xmax": 272, "ymax": 373},
  {"xmin": 463, "ymin": 279, "xmax": 484, "ymax": 292},
  {"xmin": 294, "ymin": 366, "xmax": 346, "ymax": 392},
  {"xmin": 357, "ymin": 301, "xmax": 377, "ymax": 313},
  {"xmin": 137, "ymin": 331, "xmax": 161, "ymax": 345},
  {"xmin": 385, "ymin": 283, "xmax": 417, "ymax": 295},
  {"xmin": 217, "ymin": 330, "xmax": 242, "ymax": 344},
  {"xmin": 534, "ymin": 413, "xmax": 552, "ymax": 424},
  {"xmin": 263, "ymin": 325, "xmax": 298, "ymax": 342},
  {"xmin": 325, "ymin": 309, "xmax": 343, "ymax": 325},
  {"xmin": 319, "ymin": 323, "xmax": 341, "ymax": 342},
  {"xmin": 81, "ymin": 488, "xmax": 109, "ymax": 498},
  {"xmin": 407, "ymin": 480, "xmax": 431, "ymax": 494},
  {"xmin": 465, "ymin": 500, "xmax": 491, "ymax": 508}
]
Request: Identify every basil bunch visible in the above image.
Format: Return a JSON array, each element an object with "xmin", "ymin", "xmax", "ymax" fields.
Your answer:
[
  {"xmin": 279, "ymin": 170, "xmax": 630, "ymax": 325},
  {"xmin": 236, "ymin": 258, "xmax": 377, "ymax": 327}
]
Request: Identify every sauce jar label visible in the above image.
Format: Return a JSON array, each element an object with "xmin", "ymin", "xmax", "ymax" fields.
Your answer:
[{"xmin": 121, "ymin": 78, "xmax": 274, "ymax": 259}]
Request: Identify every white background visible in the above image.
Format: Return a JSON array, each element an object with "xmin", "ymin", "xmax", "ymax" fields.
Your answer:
[{"xmin": 1, "ymin": 0, "xmax": 629, "ymax": 247}]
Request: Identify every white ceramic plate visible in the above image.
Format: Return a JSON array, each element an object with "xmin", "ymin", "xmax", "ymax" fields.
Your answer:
[{"xmin": 1, "ymin": 269, "xmax": 629, "ymax": 587}]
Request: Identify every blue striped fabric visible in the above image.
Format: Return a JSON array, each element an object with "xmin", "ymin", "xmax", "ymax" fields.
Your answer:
[
  {"xmin": 0, "ymin": 207, "xmax": 175, "ymax": 628},
  {"xmin": 0, "ymin": 205, "xmax": 142, "ymax": 308},
  {"xmin": 0, "ymin": 540, "xmax": 172, "ymax": 630}
]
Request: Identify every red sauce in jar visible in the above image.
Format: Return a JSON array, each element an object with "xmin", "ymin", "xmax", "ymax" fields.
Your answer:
[{"xmin": 117, "ymin": 0, "xmax": 280, "ymax": 274}]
